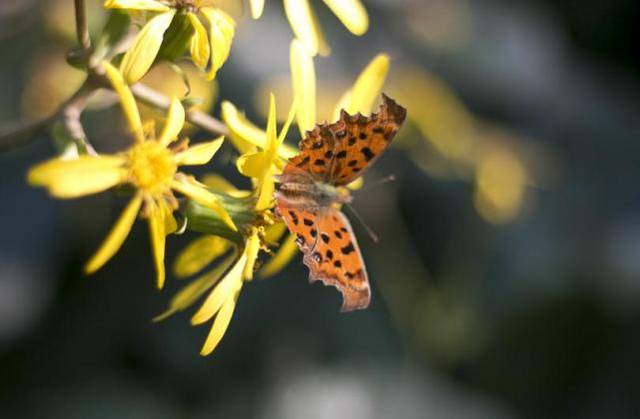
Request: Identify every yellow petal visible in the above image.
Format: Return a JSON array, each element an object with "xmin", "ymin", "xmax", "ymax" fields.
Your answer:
[
  {"xmin": 335, "ymin": 53, "xmax": 390, "ymax": 118},
  {"xmin": 236, "ymin": 151, "xmax": 268, "ymax": 179},
  {"xmin": 283, "ymin": 0, "xmax": 330, "ymax": 56},
  {"xmin": 84, "ymin": 194, "xmax": 143, "ymax": 274},
  {"xmin": 221, "ymin": 101, "xmax": 265, "ymax": 154},
  {"xmin": 154, "ymin": 253, "xmax": 236, "ymax": 321},
  {"xmin": 173, "ymin": 235, "xmax": 231, "ymax": 278},
  {"xmin": 263, "ymin": 221, "xmax": 287, "ymax": 244},
  {"xmin": 322, "ymin": 0, "xmax": 368, "ymax": 35},
  {"xmin": 259, "ymin": 233, "xmax": 299, "ymax": 278},
  {"xmin": 28, "ymin": 156, "xmax": 126, "ymax": 198},
  {"xmin": 171, "ymin": 178, "xmax": 237, "ymax": 231},
  {"xmin": 264, "ymin": 93, "xmax": 277, "ymax": 151},
  {"xmin": 158, "ymin": 97, "xmax": 185, "ymax": 146},
  {"xmin": 200, "ymin": 7, "xmax": 236, "ymax": 81},
  {"xmin": 174, "ymin": 136, "xmax": 224, "ymax": 165},
  {"xmin": 201, "ymin": 174, "xmax": 252, "ymax": 198},
  {"xmin": 199, "ymin": 284, "xmax": 240, "ymax": 356},
  {"xmin": 276, "ymin": 96, "xmax": 297, "ymax": 148},
  {"xmin": 102, "ymin": 60, "xmax": 145, "ymax": 142},
  {"xmin": 187, "ymin": 12, "xmax": 211, "ymax": 69},
  {"xmin": 255, "ymin": 173, "xmax": 274, "ymax": 211},
  {"xmin": 290, "ymin": 39, "xmax": 316, "ymax": 136},
  {"xmin": 221, "ymin": 101, "xmax": 298, "ymax": 158},
  {"xmin": 104, "ymin": 0, "xmax": 170, "ymax": 11},
  {"xmin": 191, "ymin": 252, "xmax": 245, "ymax": 324},
  {"xmin": 249, "ymin": 0, "xmax": 265, "ymax": 19},
  {"xmin": 28, "ymin": 155, "xmax": 124, "ymax": 185},
  {"xmin": 346, "ymin": 177, "xmax": 364, "ymax": 190},
  {"xmin": 242, "ymin": 232, "xmax": 261, "ymax": 280},
  {"xmin": 119, "ymin": 10, "xmax": 176, "ymax": 84},
  {"xmin": 147, "ymin": 203, "xmax": 167, "ymax": 289}
]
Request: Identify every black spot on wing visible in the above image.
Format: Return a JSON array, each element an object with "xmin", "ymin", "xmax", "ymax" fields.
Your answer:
[
  {"xmin": 288, "ymin": 210, "xmax": 299, "ymax": 225},
  {"xmin": 303, "ymin": 218, "xmax": 313, "ymax": 226},
  {"xmin": 361, "ymin": 147, "xmax": 375, "ymax": 161},
  {"xmin": 341, "ymin": 242, "xmax": 355, "ymax": 255}
]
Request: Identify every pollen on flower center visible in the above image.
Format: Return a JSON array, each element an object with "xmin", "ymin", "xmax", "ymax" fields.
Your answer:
[{"xmin": 127, "ymin": 141, "xmax": 177, "ymax": 192}]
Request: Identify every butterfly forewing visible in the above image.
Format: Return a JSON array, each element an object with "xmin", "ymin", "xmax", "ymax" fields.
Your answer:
[{"xmin": 284, "ymin": 94, "xmax": 406, "ymax": 185}]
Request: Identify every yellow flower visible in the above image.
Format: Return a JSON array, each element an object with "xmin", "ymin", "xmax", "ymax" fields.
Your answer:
[
  {"xmin": 157, "ymin": 94, "xmax": 295, "ymax": 355},
  {"xmin": 104, "ymin": 0, "xmax": 235, "ymax": 83},
  {"xmin": 251, "ymin": 0, "xmax": 368, "ymax": 56},
  {"xmin": 290, "ymin": 39, "xmax": 390, "ymax": 135},
  {"xmin": 28, "ymin": 61, "xmax": 235, "ymax": 289}
]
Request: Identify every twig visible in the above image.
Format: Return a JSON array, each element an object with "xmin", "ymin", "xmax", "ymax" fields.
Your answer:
[
  {"xmin": 60, "ymin": 79, "xmax": 99, "ymax": 155},
  {"xmin": 130, "ymin": 83, "xmax": 229, "ymax": 136},
  {"xmin": 0, "ymin": 118, "xmax": 52, "ymax": 153},
  {"xmin": 74, "ymin": 0, "xmax": 91, "ymax": 52}
]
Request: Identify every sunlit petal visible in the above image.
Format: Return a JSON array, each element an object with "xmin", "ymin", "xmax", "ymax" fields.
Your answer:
[
  {"xmin": 174, "ymin": 137, "xmax": 224, "ymax": 165},
  {"xmin": 148, "ymin": 203, "xmax": 167, "ymax": 289},
  {"xmin": 221, "ymin": 101, "xmax": 297, "ymax": 158},
  {"xmin": 290, "ymin": 39, "xmax": 316, "ymax": 136},
  {"xmin": 84, "ymin": 194, "xmax": 143, "ymax": 274},
  {"xmin": 242, "ymin": 232, "xmax": 261, "ymax": 280},
  {"xmin": 158, "ymin": 97, "xmax": 185, "ymax": 145},
  {"xmin": 191, "ymin": 252, "xmax": 246, "ymax": 324},
  {"xmin": 221, "ymin": 101, "xmax": 265, "ymax": 153},
  {"xmin": 104, "ymin": 0, "xmax": 170, "ymax": 11},
  {"xmin": 322, "ymin": 0, "xmax": 368, "ymax": 35},
  {"xmin": 334, "ymin": 53, "xmax": 390, "ymax": 119},
  {"xmin": 102, "ymin": 60, "xmax": 145, "ymax": 142},
  {"xmin": 200, "ymin": 7, "xmax": 235, "ymax": 80},
  {"xmin": 259, "ymin": 233, "xmax": 298, "ymax": 278},
  {"xmin": 29, "ymin": 156, "xmax": 126, "ymax": 198},
  {"xmin": 187, "ymin": 12, "xmax": 211, "ymax": 69},
  {"xmin": 200, "ymin": 284, "xmax": 240, "ymax": 356},
  {"xmin": 28, "ymin": 155, "xmax": 124, "ymax": 186},
  {"xmin": 236, "ymin": 151, "xmax": 267, "ymax": 179},
  {"xmin": 173, "ymin": 235, "xmax": 232, "ymax": 278},
  {"xmin": 171, "ymin": 178, "xmax": 237, "ymax": 231},
  {"xmin": 283, "ymin": 0, "xmax": 330, "ymax": 56},
  {"xmin": 119, "ymin": 10, "xmax": 176, "ymax": 84},
  {"xmin": 154, "ymin": 253, "xmax": 236, "ymax": 321},
  {"xmin": 249, "ymin": 0, "xmax": 265, "ymax": 19}
]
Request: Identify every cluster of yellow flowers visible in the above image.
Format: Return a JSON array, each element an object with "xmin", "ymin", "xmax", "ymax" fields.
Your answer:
[{"xmin": 28, "ymin": 0, "xmax": 387, "ymax": 355}]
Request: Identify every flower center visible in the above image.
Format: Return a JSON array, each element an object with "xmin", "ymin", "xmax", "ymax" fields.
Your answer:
[{"xmin": 127, "ymin": 141, "xmax": 177, "ymax": 194}]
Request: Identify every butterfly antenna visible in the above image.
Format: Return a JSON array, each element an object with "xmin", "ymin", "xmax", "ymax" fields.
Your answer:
[
  {"xmin": 356, "ymin": 175, "xmax": 396, "ymax": 194},
  {"xmin": 344, "ymin": 202, "xmax": 379, "ymax": 244}
]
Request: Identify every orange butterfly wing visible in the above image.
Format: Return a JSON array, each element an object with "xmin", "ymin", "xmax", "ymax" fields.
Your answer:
[
  {"xmin": 284, "ymin": 94, "xmax": 406, "ymax": 185},
  {"xmin": 277, "ymin": 205, "xmax": 370, "ymax": 311},
  {"xmin": 276, "ymin": 94, "xmax": 406, "ymax": 311}
]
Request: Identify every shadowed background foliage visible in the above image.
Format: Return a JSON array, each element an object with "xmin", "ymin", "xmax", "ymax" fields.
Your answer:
[{"xmin": 1, "ymin": 0, "xmax": 640, "ymax": 418}]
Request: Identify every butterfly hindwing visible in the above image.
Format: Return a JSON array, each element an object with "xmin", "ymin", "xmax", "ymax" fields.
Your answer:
[{"xmin": 277, "ymin": 202, "xmax": 370, "ymax": 312}]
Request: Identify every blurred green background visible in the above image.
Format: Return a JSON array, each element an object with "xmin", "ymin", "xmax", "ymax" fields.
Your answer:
[{"xmin": 2, "ymin": 0, "xmax": 640, "ymax": 418}]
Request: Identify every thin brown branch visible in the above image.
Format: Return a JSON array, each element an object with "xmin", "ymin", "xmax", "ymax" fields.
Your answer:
[
  {"xmin": 0, "ymin": 118, "xmax": 52, "ymax": 153},
  {"xmin": 130, "ymin": 83, "xmax": 229, "ymax": 136},
  {"xmin": 74, "ymin": 0, "xmax": 91, "ymax": 52}
]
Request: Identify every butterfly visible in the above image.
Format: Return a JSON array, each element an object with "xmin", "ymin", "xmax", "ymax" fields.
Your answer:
[{"xmin": 274, "ymin": 94, "xmax": 407, "ymax": 312}]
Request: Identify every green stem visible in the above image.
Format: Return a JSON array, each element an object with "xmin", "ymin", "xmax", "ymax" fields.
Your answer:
[{"xmin": 184, "ymin": 194, "xmax": 258, "ymax": 244}]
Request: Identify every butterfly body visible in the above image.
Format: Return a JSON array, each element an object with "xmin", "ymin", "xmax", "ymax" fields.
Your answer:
[
  {"xmin": 275, "ymin": 173, "xmax": 352, "ymax": 211},
  {"xmin": 275, "ymin": 94, "xmax": 406, "ymax": 312}
]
